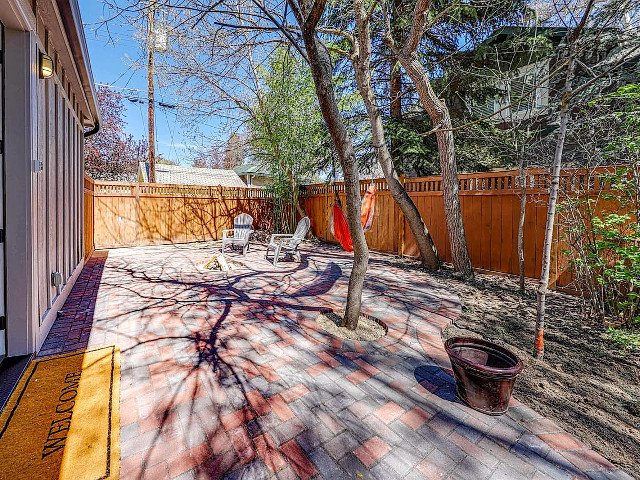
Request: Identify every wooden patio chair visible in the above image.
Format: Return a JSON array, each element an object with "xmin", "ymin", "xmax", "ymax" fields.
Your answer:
[
  {"xmin": 222, "ymin": 213, "xmax": 254, "ymax": 255},
  {"xmin": 266, "ymin": 217, "xmax": 311, "ymax": 267}
]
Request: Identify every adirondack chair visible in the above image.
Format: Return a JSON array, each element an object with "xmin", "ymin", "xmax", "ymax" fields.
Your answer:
[
  {"xmin": 266, "ymin": 217, "xmax": 311, "ymax": 267},
  {"xmin": 222, "ymin": 213, "xmax": 254, "ymax": 255}
]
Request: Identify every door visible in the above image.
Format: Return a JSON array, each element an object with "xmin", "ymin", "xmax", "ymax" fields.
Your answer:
[{"xmin": 0, "ymin": 23, "xmax": 5, "ymax": 359}]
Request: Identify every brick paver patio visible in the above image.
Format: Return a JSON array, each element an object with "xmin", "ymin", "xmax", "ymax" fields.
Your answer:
[{"xmin": 39, "ymin": 242, "xmax": 631, "ymax": 480}]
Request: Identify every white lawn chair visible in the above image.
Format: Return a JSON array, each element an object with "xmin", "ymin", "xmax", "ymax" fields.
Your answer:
[
  {"xmin": 266, "ymin": 217, "xmax": 311, "ymax": 266},
  {"xmin": 222, "ymin": 213, "xmax": 254, "ymax": 255}
]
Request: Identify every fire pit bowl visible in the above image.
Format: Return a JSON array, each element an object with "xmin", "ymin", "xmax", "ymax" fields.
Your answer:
[{"xmin": 444, "ymin": 337, "xmax": 523, "ymax": 415}]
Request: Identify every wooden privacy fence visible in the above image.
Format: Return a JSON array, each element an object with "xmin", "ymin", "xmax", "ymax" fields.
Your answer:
[
  {"xmin": 301, "ymin": 166, "xmax": 618, "ymax": 292},
  {"xmin": 84, "ymin": 175, "xmax": 95, "ymax": 259},
  {"xmin": 85, "ymin": 175, "xmax": 273, "ymax": 249},
  {"xmin": 84, "ymin": 166, "xmax": 618, "ymax": 291}
]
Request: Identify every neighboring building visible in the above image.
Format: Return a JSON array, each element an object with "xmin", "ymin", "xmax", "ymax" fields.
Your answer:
[
  {"xmin": 234, "ymin": 163, "xmax": 274, "ymax": 187},
  {"xmin": 472, "ymin": 58, "xmax": 552, "ymax": 123},
  {"xmin": 470, "ymin": 27, "xmax": 567, "ymax": 124},
  {"xmin": 470, "ymin": 26, "xmax": 640, "ymax": 127},
  {"xmin": 138, "ymin": 162, "xmax": 247, "ymax": 188},
  {"xmin": 0, "ymin": 0, "xmax": 100, "ymax": 361}
]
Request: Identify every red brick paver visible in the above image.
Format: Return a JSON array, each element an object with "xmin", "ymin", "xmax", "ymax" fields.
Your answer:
[
  {"xmin": 399, "ymin": 406, "xmax": 432, "ymax": 430},
  {"xmin": 354, "ymin": 436, "xmax": 391, "ymax": 467},
  {"xmin": 373, "ymin": 401, "xmax": 405, "ymax": 424},
  {"xmin": 280, "ymin": 439, "xmax": 318, "ymax": 480}
]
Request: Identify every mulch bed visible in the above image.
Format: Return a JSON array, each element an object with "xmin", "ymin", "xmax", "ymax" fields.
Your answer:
[
  {"xmin": 382, "ymin": 256, "xmax": 640, "ymax": 478},
  {"xmin": 316, "ymin": 310, "xmax": 386, "ymax": 341}
]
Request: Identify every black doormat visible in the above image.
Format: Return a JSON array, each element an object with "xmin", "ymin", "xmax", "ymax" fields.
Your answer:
[{"xmin": 0, "ymin": 354, "xmax": 32, "ymax": 412}]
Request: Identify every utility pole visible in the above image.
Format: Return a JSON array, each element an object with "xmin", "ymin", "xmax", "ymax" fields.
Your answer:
[{"xmin": 147, "ymin": 1, "xmax": 156, "ymax": 183}]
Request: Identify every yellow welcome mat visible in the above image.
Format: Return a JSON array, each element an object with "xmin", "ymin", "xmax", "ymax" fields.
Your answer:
[{"xmin": 0, "ymin": 346, "xmax": 120, "ymax": 480}]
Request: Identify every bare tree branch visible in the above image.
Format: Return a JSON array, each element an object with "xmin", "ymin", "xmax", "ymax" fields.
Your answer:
[{"xmin": 250, "ymin": 0, "xmax": 309, "ymax": 61}]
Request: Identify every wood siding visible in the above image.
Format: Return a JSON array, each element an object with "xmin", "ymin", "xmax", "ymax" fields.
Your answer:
[{"xmin": 33, "ymin": 52, "xmax": 85, "ymax": 325}]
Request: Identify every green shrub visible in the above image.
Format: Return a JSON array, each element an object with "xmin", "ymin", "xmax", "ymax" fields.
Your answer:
[{"xmin": 560, "ymin": 167, "xmax": 640, "ymax": 326}]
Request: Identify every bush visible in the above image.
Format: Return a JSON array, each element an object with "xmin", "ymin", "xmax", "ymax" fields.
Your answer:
[{"xmin": 560, "ymin": 166, "xmax": 640, "ymax": 327}]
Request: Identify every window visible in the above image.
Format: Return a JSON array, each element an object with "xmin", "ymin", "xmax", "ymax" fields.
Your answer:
[{"xmin": 472, "ymin": 60, "xmax": 550, "ymax": 122}]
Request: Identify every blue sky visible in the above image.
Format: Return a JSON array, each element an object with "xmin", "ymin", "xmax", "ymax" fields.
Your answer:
[{"xmin": 80, "ymin": 0, "xmax": 210, "ymax": 165}]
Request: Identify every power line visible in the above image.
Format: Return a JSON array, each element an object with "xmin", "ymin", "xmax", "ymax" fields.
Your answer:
[{"xmin": 96, "ymin": 82, "xmax": 234, "ymax": 117}]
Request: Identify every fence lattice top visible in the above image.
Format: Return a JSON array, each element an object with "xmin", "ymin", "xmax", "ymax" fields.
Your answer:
[
  {"xmin": 90, "ymin": 180, "xmax": 271, "ymax": 198},
  {"xmin": 301, "ymin": 166, "xmax": 619, "ymax": 196},
  {"xmin": 85, "ymin": 166, "xmax": 621, "ymax": 199}
]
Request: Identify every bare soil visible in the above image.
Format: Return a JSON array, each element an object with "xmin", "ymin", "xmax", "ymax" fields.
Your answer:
[
  {"xmin": 383, "ymin": 256, "xmax": 640, "ymax": 478},
  {"xmin": 316, "ymin": 311, "xmax": 386, "ymax": 341}
]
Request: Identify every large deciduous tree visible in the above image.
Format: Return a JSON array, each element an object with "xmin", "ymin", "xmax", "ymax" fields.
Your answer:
[
  {"xmin": 384, "ymin": 0, "xmax": 473, "ymax": 277},
  {"xmin": 285, "ymin": 0, "xmax": 370, "ymax": 330},
  {"xmin": 350, "ymin": 0, "xmax": 440, "ymax": 269},
  {"xmin": 85, "ymin": 86, "xmax": 147, "ymax": 181}
]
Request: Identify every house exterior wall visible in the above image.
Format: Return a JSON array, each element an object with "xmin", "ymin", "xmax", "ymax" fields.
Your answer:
[
  {"xmin": 241, "ymin": 174, "xmax": 271, "ymax": 187},
  {"xmin": 2, "ymin": 0, "xmax": 96, "ymax": 356},
  {"xmin": 472, "ymin": 29, "xmax": 639, "ymax": 129}
]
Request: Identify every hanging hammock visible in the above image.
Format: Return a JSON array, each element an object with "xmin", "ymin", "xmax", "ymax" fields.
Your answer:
[
  {"xmin": 330, "ymin": 182, "xmax": 376, "ymax": 252},
  {"xmin": 361, "ymin": 183, "xmax": 376, "ymax": 232},
  {"xmin": 331, "ymin": 199, "xmax": 353, "ymax": 252}
]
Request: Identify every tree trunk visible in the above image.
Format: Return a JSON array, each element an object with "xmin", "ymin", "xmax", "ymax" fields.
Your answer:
[
  {"xmin": 352, "ymin": 0, "xmax": 439, "ymax": 269},
  {"xmin": 287, "ymin": 170, "xmax": 307, "ymax": 219},
  {"xmin": 300, "ymin": 27, "xmax": 369, "ymax": 330},
  {"xmin": 294, "ymin": 198, "xmax": 306, "ymax": 219},
  {"xmin": 390, "ymin": 61, "xmax": 402, "ymax": 119},
  {"xmin": 535, "ymin": 65, "xmax": 576, "ymax": 358},
  {"xmin": 389, "ymin": 56, "xmax": 402, "ymax": 167},
  {"xmin": 517, "ymin": 146, "xmax": 527, "ymax": 293},
  {"xmin": 396, "ymin": 52, "xmax": 473, "ymax": 277},
  {"xmin": 535, "ymin": 0, "xmax": 594, "ymax": 358},
  {"xmin": 518, "ymin": 175, "xmax": 527, "ymax": 293},
  {"xmin": 534, "ymin": 0, "xmax": 597, "ymax": 356},
  {"xmin": 389, "ymin": 0, "xmax": 402, "ymax": 120}
]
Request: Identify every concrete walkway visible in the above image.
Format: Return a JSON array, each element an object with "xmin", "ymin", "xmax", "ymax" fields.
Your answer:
[{"xmin": 39, "ymin": 242, "xmax": 631, "ymax": 480}]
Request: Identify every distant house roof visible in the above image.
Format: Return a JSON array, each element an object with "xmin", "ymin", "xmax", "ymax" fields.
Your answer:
[
  {"xmin": 234, "ymin": 163, "xmax": 273, "ymax": 177},
  {"xmin": 138, "ymin": 162, "xmax": 247, "ymax": 188}
]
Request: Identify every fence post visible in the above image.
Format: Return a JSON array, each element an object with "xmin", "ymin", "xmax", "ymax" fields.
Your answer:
[
  {"xmin": 132, "ymin": 183, "xmax": 140, "ymax": 245},
  {"xmin": 397, "ymin": 175, "xmax": 405, "ymax": 257},
  {"xmin": 324, "ymin": 183, "xmax": 330, "ymax": 241}
]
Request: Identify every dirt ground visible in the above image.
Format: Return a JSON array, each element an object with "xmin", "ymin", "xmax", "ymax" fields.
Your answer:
[{"xmin": 383, "ymin": 256, "xmax": 640, "ymax": 478}]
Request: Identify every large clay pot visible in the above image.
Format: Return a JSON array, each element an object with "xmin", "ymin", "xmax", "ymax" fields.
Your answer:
[{"xmin": 445, "ymin": 337, "xmax": 523, "ymax": 415}]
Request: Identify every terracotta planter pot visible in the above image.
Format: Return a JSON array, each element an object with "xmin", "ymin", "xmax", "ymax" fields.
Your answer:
[{"xmin": 445, "ymin": 337, "xmax": 523, "ymax": 415}]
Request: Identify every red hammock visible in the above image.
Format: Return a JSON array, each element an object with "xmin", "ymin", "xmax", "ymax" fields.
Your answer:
[{"xmin": 330, "ymin": 184, "xmax": 376, "ymax": 252}]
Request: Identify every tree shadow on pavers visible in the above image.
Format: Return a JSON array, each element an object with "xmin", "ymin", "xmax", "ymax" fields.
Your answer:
[
  {"xmin": 114, "ymin": 299, "xmax": 289, "ymax": 479},
  {"xmin": 281, "ymin": 261, "xmax": 342, "ymax": 297},
  {"xmin": 83, "ymin": 244, "xmax": 553, "ymax": 478},
  {"xmin": 38, "ymin": 251, "xmax": 109, "ymax": 356},
  {"xmin": 184, "ymin": 303, "xmax": 349, "ymax": 479},
  {"xmin": 98, "ymin": 257, "xmax": 343, "ymax": 478}
]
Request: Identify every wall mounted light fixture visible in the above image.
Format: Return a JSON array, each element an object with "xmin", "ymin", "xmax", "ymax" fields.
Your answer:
[{"xmin": 39, "ymin": 52, "xmax": 54, "ymax": 79}]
